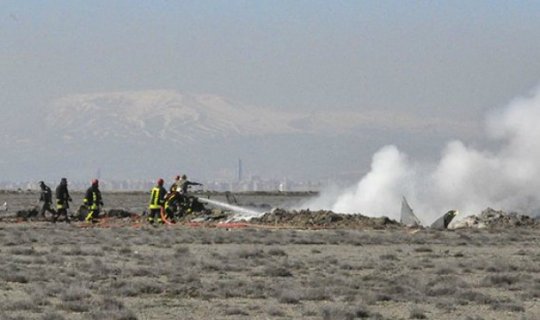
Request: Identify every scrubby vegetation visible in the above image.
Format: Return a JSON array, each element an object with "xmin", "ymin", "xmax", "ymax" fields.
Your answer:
[{"xmin": 0, "ymin": 222, "xmax": 538, "ymax": 319}]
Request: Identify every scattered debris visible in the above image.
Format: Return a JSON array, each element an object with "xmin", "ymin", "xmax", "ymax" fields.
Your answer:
[
  {"xmin": 400, "ymin": 197, "xmax": 422, "ymax": 227},
  {"xmin": 450, "ymin": 208, "xmax": 538, "ymax": 229},
  {"xmin": 106, "ymin": 209, "xmax": 137, "ymax": 218},
  {"xmin": 430, "ymin": 210, "xmax": 458, "ymax": 230},
  {"xmin": 15, "ymin": 208, "xmax": 39, "ymax": 220},
  {"xmin": 185, "ymin": 209, "xmax": 229, "ymax": 223}
]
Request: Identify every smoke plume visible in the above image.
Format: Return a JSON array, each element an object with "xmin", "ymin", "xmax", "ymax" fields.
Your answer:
[{"xmin": 303, "ymin": 86, "xmax": 540, "ymax": 224}]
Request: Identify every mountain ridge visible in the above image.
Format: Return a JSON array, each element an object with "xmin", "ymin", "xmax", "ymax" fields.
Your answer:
[
  {"xmin": 45, "ymin": 90, "xmax": 301, "ymax": 144},
  {"xmin": 45, "ymin": 90, "xmax": 478, "ymax": 144},
  {"xmin": 0, "ymin": 90, "xmax": 482, "ymax": 181}
]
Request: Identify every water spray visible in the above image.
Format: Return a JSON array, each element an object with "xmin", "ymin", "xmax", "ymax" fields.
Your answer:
[{"xmin": 198, "ymin": 198, "xmax": 265, "ymax": 220}]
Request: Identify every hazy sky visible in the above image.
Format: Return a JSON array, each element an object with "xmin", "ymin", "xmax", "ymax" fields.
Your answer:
[
  {"xmin": 2, "ymin": 1, "xmax": 540, "ymax": 119},
  {"xmin": 2, "ymin": 1, "xmax": 540, "ymax": 183}
]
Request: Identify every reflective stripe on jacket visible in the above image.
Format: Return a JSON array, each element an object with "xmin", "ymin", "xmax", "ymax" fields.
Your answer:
[{"xmin": 149, "ymin": 186, "xmax": 166, "ymax": 209}]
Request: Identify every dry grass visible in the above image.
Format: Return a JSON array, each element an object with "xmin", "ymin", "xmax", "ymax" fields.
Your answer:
[{"xmin": 0, "ymin": 221, "xmax": 538, "ymax": 319}]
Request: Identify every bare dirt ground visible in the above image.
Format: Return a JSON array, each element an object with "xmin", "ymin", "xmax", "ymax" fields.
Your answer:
[{"xmin": 0, "ymin": 192, "xmax": 538, "ymax": 320}]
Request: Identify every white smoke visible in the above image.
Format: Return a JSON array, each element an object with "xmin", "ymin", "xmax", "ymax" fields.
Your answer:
[{"xmin": 302, "ymin": 86, "xmax": 540, "ymax": 223}]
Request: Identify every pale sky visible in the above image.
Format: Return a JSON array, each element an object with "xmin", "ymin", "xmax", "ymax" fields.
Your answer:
[
  {"xmin": 1, "ymin": 1, "xmax": 540, "ymax": 182},
  {"xmin": 3, "ymin": 1, "xmax": 540, "ymax": 115}
]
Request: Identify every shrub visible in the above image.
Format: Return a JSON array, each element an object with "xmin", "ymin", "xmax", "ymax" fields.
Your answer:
[
  {"xmin": 278, "ymin": 289, "xmax": 301, "ymax": 304},
  {"xmin": 110, "ymin": 279, "xmax": 162, "ymax": 296},
  {"xmin": 235, "ymin": 247, "xmax": 265, "ymax": 259},
  {"xmin": 9, "ymin": 246, "xmax": 37, "ymax": 256},
  {"xmin": 267, "ymin": 248, "xmax": 287, "ymax": 256},
  {"xmin": 41, "ymin": 312, "xmax": 65, "ymax": 320},
  {"xmin": 223, "ymin": 307, "xmax": 249, "ymax": 316},
  {"xmin": 59, "ymin": 300, "xmax": 90, "ymax": 312},
  {"xmin": 303, "ymin": 287, "xmax": 330, "ymax": 301},
  {"xmin": 166, "ymin": 273, "xmax": 202, "ymax": 298},
  {"xmin": 321, "ymin": 304, "xmax": 363, "ymax": 320},
  {"xmin": 3, "ymin": 273, "xmax": 28, "ymax": 283},
  {"xmin": 30, "ymin": 289, "xmax": 50, "ymax": 306},
  {"xmin": 482, "ymin": 274, "xmax": 520, "ymax": 287},
  {"xmin": 490, "ymin": 301, "xmax": 525, "ymax": 312},
  {"xmin": 379, "ymin": 254, "xmax": 398, "ymax": 261},
  {"xmin": 3, "ymin": 299, "xmax": 40, "ymax": 312},
  {"xmin": 264, "ymin": 265, "xmax": 292, "ymax": 277},
  {"xmin": 435, "ymin": 267, "xmax": 455, "ymax": 275},
  {"xmin": 86, "ymin": 297, "xmax": 138, "ymax": 320},
  {"xmin": 409, "ymin": 306, "xmax": 427, "ymax": 319},
  {"xmin": 457, "ymin": 290, "xmax": 495, "ymax": 305},
  {"xmin": 427, "ymin": 284, "xmax": 457, "ymax": 297},
  {"xmin": 61, "ymin": 285, "xmax": 92, "ymax": 302},
  {"xmin": 174, "ymin": 246, "xmax": 190, "ymax": 257},
  {"xmin": 267, "ymin": 305, "xmax": 285, "ymax": 316},
  {"xmin": 118, "ymin": 246, "xmax": 132, "ymax": 255}
]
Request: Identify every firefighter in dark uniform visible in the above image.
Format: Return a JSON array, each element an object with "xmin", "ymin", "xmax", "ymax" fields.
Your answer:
[
  {"xmin": 55, "ymin": 177, "xmax": 72, "ymax": 223},
  {"xmin": 148, "ymin": 178, "xmax": 166, "ymax": 224},
  {"xmin": 84, "ymin": 179, "xmax": 103, "ymax": 223},
  {"xmin": 177, "ymin": 174, "xmax": 202, "ymax": 195},
  {"xmin": 177, "ymin": 174, "xmax": 202, "ymax": 214},
  {"xmin": 38, "ymin": 181, "xmax": 56, "ymax": 218}
]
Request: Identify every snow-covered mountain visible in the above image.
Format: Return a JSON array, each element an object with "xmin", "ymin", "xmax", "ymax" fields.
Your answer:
[
  {"xmin": 45, "ymin": 90, "xmax": 474, "ymax": 143},
  {"xmin": 45, "ymin": 90, "xmax": 301, "ymax": 144},
  {"xmin": 2, "ymin": 90, "xmax": 478, "ymax": 181}
]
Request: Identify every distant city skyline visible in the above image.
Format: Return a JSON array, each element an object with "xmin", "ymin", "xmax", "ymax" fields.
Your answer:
[{"xmin": 0, "ymin": 175, "xmax": 326, "ymax": 192}]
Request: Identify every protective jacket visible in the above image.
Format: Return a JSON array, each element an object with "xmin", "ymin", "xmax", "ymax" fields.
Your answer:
[
  {"xmin": 55, "ymin": 183, "xmax": 71, "ymax": 209},
  {"xmin": 149, "ymin": 185, "xmax": 167, "ymax": 209},
  {"xmin": 169, "ymin": 180, "xmax": 180, "ymax": 193},
  {"xmin": 178, "ymin": 178, "xmax": 201, "ymax": 194},
  {"xmin": 84, "ymin": 186, "xmax": 103, "ymax": 210},
  {"xmin": 40, "ymin": 185, "xmax": 53, "ymax": 204}
]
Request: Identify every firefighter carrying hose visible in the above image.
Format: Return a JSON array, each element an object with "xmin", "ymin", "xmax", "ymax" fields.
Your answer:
[
  {"xmin": 148, "ymin": 178, "xmax": 166, "ymax": 224},
  {"xmin": 84, "ymin": 179, "xmax": 103, "ymax": 223}
]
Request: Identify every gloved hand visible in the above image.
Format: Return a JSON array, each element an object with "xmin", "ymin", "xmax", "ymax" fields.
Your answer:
[
  {"xmin": 68, "ymin": 197, "xmax": 72, "ymax": 202},
  {"xmin": 100, "ymin": 201, "xmax": 104, "ymax": 206}
]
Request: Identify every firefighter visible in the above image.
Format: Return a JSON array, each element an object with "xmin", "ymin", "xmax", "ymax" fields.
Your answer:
[
  {"xmin": 169, "ymin": 175, "xmax": 181, "ymax": 192},
  {"xmin": 164, "ymin": 191, "xmax": 183, "ymax": 222},
  {"xmin": 176, "ymin": 174, "xmax": 203, "ymax": 214},
  {"xmin": 84, "ymin": 179, "xmax": 103, "ymax": 223},
  {"xmin": 148, "ymin": 178, "xmax": 167, "ymax": 224},
  {"xmin": 164, "ymin": 175, "xmax": 183, "ymax": 221},
  {"xmin": 54, "ymin": 178, "xmax": 72, "ymax": 223},
  {"xmin": 38, "ymin": 181, "xmax": 56, "ymax": 219},
  {"xmin": 177, "ymin": 174, "xmax": 202, "ymax": 195}
]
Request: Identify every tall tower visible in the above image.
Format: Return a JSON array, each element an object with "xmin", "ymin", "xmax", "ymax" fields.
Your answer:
[{"xmin": 238, "ymin": 159, "xmax": 243, "ymax": 182}]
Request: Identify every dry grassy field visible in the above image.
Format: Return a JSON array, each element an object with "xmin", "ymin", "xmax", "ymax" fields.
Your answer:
[{"xmin": 0, "ymin": 192, "xmax": 539, "ymax": 319}]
